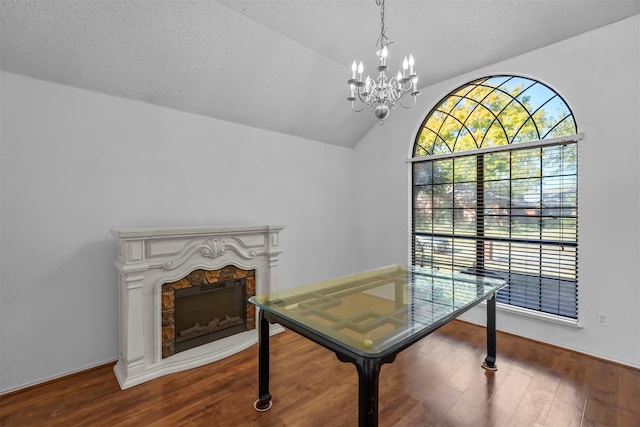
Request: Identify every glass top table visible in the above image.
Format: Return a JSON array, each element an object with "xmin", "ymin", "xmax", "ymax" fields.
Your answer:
[{"xmin": 249, "ymin": 265, "xmax": 507, "ymax": 426}]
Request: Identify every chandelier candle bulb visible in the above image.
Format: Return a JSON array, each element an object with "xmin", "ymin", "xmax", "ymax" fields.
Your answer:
[
  {"xmin": 409, "ymin": 54, "xmax": 414, "ymax": 75},
  {"xmin": 351, "ymin": 61, "xmax": 357, "ymax": 79}
]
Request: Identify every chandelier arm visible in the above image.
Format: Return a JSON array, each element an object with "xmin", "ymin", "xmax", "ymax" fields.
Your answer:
[
  {"xmin": 398, "ymin": 95, "xmax": 419, "ymax": 109},
  {"xmin": 350, "ymin": 101, "xmax": 366, "ymax": 113},
  {"xmin": 354, "ymin": 91, "xmax": 367, "ymax": 104}
]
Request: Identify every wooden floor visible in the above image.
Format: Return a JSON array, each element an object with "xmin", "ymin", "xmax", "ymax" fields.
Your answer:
[{"xmin": 1, "ymin": 320, "xmax": 638, "ymax": 426}]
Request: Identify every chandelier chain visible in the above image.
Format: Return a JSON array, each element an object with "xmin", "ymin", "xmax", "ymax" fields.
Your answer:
[{"xmin": 376, "ymin": 0, "xmax": 389, "ymax": 51}]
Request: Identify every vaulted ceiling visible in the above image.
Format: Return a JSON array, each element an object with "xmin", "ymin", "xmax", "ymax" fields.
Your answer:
[{"xmin": 1, "ymin": 1, "xmax": 639, "ymax": 148}]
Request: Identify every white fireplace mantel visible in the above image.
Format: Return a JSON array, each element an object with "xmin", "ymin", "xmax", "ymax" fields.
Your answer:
[{"xmin": 111, "ymin": 225, "xmax": 284, "ymax": 389}]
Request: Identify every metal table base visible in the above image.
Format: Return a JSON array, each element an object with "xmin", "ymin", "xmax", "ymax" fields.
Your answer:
[{"xmin": 254, "ymin": 293, "xmax": 499, "ymax": 427}]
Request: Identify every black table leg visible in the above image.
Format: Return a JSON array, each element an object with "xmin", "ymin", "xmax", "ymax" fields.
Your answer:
[
  {"xmin": 254, "ymin": 308, "xmax": 272, "ymax": 411},
  {"xmin": 482, "ymin": 293, "xmax": 498, "ymax": 371},
  {"xmin": 355, "ymin": 357, "xmax": 381, "ymax": 427},
  {"xmin": 336, "ymin": 351, "xmax": 395, "ymax": 426}
]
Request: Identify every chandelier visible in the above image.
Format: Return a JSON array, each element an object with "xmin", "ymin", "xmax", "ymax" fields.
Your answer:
[{"xmin": 347, "ymin": 0, "xmax": 420, "ymax": 123}]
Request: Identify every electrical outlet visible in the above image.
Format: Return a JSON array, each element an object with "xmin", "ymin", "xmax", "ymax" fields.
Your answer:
[{"xmin": 596, "ymin": 312, "xmax": 608, "ymax": 327}]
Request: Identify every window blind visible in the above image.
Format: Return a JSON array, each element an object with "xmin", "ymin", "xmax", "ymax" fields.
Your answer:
[{"xmin": 412, "ymin": 140, "xmax": 578, "ymax": 319}]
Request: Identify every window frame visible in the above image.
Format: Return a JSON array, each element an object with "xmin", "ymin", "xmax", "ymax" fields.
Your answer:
[{"xmin": 410, "ymin": 75, "xmax": 580, "ymax": 324}]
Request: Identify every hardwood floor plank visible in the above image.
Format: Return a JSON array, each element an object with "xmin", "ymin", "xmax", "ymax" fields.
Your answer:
[
  {"xmin": 582, "ymin": 393, "xmax": 620, "ymax": 427},
  {"xmin": 507, "ymin": 370, "xmax": 560, "ymax": 426},
  {"xmin": 618, "ymin": 366, "xmax": 640, "ymax": 415},
  {"xmin": 470, "ymin": 368, "xmax": 533, "ymax": 427},
  {"xmin": 445, "ymin": 348, "xmax": 495, "ymax": 393},
  {"xmin": 543, "ymin": 381, "xmax": 588, "ymax": 427},
  {"xmin": 445, "ymin": 377, "xmax": 497, "ymax": 426},
  {"xmin": 406, "ymin": 382, "xmax": 463, "ymax": 425},
  {"xmin": 618, "ymin": 408, "xmax": 640, "ymax": 427}
]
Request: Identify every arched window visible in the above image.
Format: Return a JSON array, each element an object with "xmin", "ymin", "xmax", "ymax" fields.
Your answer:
[{"xmin": 411, "ymin": 75, "xmax": 579, "ymax": 320}]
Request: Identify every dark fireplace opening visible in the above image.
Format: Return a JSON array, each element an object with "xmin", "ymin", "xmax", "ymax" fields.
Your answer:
[{"xmin": 173, "ymin": 278, "xmax": 247, "ymax": 354}]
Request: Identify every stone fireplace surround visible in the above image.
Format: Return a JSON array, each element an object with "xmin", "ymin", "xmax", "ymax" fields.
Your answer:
[{"xmin": 112, "ymin": 225, "xmax": 284, "ymax": 390}]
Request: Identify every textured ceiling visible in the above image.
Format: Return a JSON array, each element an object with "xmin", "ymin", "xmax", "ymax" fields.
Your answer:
[{"xmin": 1, "ymin": 1, "xmax": 639, "ymax": 148}]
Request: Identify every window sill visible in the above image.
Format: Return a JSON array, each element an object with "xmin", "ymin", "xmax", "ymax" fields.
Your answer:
[{"xmin": 477, "ymin": 300, "xmax": 583, "ymax": 329}]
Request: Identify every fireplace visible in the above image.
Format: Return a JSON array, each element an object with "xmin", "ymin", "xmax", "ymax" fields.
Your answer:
[
  {"xmin": 112, "ymin": 225, "xmax": 284, "ymax": 389},
  {"xmin": 162, "ymin": 266, "xmax": 255, "ymax": 358},
  {"xmin": 174, "ymin": 279, "xmax": 246, "ymax": 352}
]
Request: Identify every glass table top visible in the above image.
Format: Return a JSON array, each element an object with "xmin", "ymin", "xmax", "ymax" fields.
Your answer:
[{"xmin": 249, "ymin": 265, "xmax": 507, "ymax": 357}]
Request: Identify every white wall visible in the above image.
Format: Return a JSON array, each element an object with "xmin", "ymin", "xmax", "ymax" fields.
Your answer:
[
  {"xmin": 354, "ymin": 16, "xmax": 640, "ymax": 368},
  {"xmin": 0, "ymin": 72, "xmax": 356, "ymax": 393}
]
